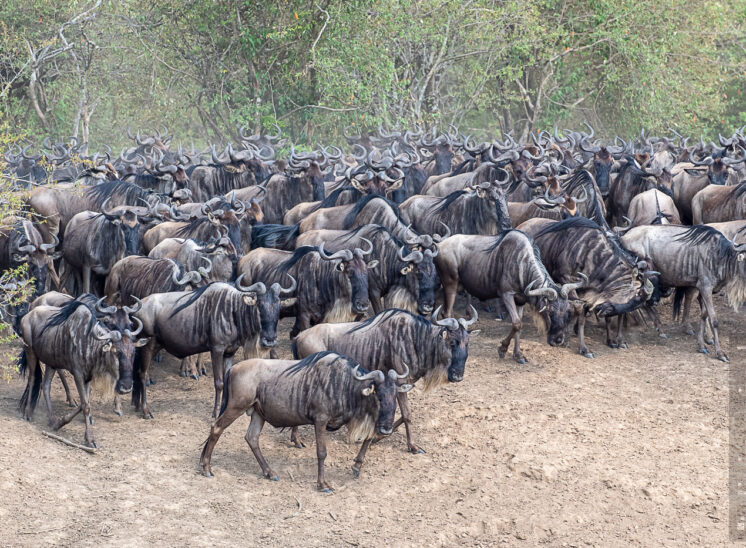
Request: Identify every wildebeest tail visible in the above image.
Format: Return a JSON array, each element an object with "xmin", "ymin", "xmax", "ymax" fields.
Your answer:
[
  {"xmin": 131, "ymin": 346, "xmax": 144, "ymax": 407},
  {"xmin": 251, "ymin": 223, "xmax": 299, "ymax": 250},
  {"xmin": 672, "ymin": 287, "xmax": 686, "ymax": 321},
  {"xmin": 290, "ymin": 339, "xmax": 298, "ymax": 360},
  {"xmin": 219, "ymin": 366, "xmax": 231, "ymax": 417},
  {"xmin": 18, "ymin": 350, "xmax": 42, "ymax": 413}
]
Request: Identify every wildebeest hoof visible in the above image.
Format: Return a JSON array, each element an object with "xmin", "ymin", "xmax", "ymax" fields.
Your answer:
[
  {"xmin": 200, "ymin": 368, "xmax": 208, "ymax": 376},
  {"xmin": 408, "ymin": 446, "xmax": 426, "ymax": 454},
  {"xmin": 201, "ymin": 467, "xmax": 213, "ymax": 478},
  {"xmin": 685, "ymin": 328, "xmax": 695, "ymax": 336},
  {"xmin": 580, "ymin": 349, "xmax": 595, "ymax": 359},
  {"xmin": 698, "ymin": 347, "xmax": 709, "ymax": 355},
  {"xmin": 617, "ymin": 341, "xmax": 628, "ymax": 350},
  {"xmin": 513, "ymin": 355, "xmax": 526, "ymax": 364},
  {"xmin": 317, "ymin": 484, "xmax": 334, "ymax": 493},
  {"xmin": 717, "ymin": 352, "xmax": 729, "ymax": 363},
  {"xmin": 497, "ymin": 348, "xmax": 507, "ymax": 359},
  {"xmin": 292, "ymin": 441, "xmax": 305, "ymax": 449},
  {"xmin": 143, "ymin": 412, "xmax": 154, "ymax": 420},
  {"xmin": 191, "ymin": 373, "xmax": 199, "ymax": 381},
  {"xmin": 705, "ymin": 338, "xmax": 714, "ymax": 345},
  {"xmin": 352, "ymin": 467, "xmax": 360, "ymax": 478},
  {"xmin": 153, "ymin": 354, "xmax": 163, "ymax": 363},
  {"xmin": 659, "ymin": 333, "xmax": 668, "ymax": 339},
  {"xmin": 86, "ymin": 440, "xmax": 98, "ymax": 449},
  {"xmin": 266, "ymin": 474, "xmax": 280, "ymax": 482},
  {"xmin": 606, "ymin": 341, "xmax": 618, "ymax": 349},
  {"xmin": 113, "ymin": 409, "xmax": 123, "ymax": 417}
]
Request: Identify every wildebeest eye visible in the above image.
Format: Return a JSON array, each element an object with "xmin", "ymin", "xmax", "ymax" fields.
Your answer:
[
  {"xmin": 440, "ymin": 330, "xmax": 448, "ymax": 340},
  {"xmin": 336, "ymin": 262, "xmax": 346, "ymax": 272}
]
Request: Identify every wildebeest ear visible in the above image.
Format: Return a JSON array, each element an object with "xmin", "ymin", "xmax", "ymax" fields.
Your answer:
[
  {"xmin": 440, "ymin": 329, "xmax": 448, "ymax": 340},
  {"xmin": 242, "ymin": 294, "xmax": 257, "ymax": 306},
  {"xmin": 336, "ymin": 262, "xmax": 346, "ymax": 272},
  {"xmin": 397, "ymin": 383, "xmax": 414, "ymax": 393},
  {"xmin": 367, "ymin": 260, "xmax": 379, "ymax": 270},
  {"xmin": 400, "ymin": 264, "xmax": 414, "ymax": 275},
  {"xmin": 280, "ymin": 297, "xmax": 298, "ymax": 308},
  {"xmin": 134, "ymin": 338, "xmax": 150, "ymax": 347},
  {"xmin": 468, "ymin": 329, "xmax": 481, "ymax": 337},
  {"xmin": 361, "ymin": 386, "xmax": 375, "ymax": 396},
  {"xmin": 738, "ymin": 252, "xmax": 745, "ymax": 262},
  {"xmin": 102, "ymin": 342, "xmax": 113, "ymax": 353}
]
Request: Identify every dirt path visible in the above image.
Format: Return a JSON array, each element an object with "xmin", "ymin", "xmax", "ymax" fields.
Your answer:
[{"xmin": 0, "ymin": 298, "xmax": 740, "ymax": 546}]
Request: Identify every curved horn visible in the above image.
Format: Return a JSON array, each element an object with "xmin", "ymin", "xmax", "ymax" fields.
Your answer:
[
  {"xmin": 397, "ymin": 245, "xmax": 423, "ymax": 263},
  {"xmin": 458, "ymin": 305, "xmax": 478, "ymax": 328},
  {"xmin": 524, "ymin": 280, "xmax": 558, "ymax": 301},
  {"xmin": 560, "ymin": 272, "xmax": 589, "ymax": 298},
  {"xmin": 235, "ymin": 274, "xmax": 267, "ymax": 294},
  {"xmin": 198, "ymin": 256, "xmax": 213, "ymax": 278},
  {"xmin": 357, "ymin": 237, "xmax": 374, "ymax": 256},
  {"xmin": 95, "ymin": 297, "xmax": 118, "ymax": 315},
  {"xmin": 171, "ymin": 262, "xmax": 194, "ymax": 285},
  {"xmin": 271, "ymin": 274, "xmax": 297, "ymax": 295},
  {"xmin": 124, "ymin": 316, "xmax": 143, "ymax": 338},
  {"xmin": 390, "ymin": 363, "xmax": 410, "ymax": 380},
  {"xmin": 433, "ymin": 221, "xmax": 451, "ymax": 242},
  {"xmin": 432, "ymin": 305, "xmax": 460, "ymax": 331},
  {"xmin": 317, "ymin": 242, "xmax": 353, "ymax": 262},
  {"xmin": 92, "ymin": 322, "xmax": 114, "ymax": 341},
  {"xmin": 39, "ymin": 232, "xmax": 60, "ymax": 253},
  {"xmin": 352, "ymin": 365, "xmax": 385, "ymax": 383},
  {"xmin": 122, "ymin": 296, "xmax": 142, "ymax": 315}
]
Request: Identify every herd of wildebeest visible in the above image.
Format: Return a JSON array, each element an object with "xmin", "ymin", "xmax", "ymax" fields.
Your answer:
[{"xmin": 1, "ymin": 123, "xmax": 745, "ymax": 491}]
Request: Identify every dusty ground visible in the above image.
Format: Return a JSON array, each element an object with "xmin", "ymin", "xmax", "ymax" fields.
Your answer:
[{"xmin": 0, "ymin": 297, "xmax": 741, "ymax": 547}]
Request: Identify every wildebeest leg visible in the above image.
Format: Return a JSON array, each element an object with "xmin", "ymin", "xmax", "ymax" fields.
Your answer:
[
  {"xmin": 651, "ymin": 305, "xmax": 668, "ymax": 339},
  {"xmin": 498, "ymin": 294, "xmax": 525, "ymax": 364},
  {"xmin": 61, "ymin": 372, "xmax": 96, "ymax": 448},
  {"xmin": 394, "ymin": 391, "xmax": 424, "ymax": 454},
  {"xmin": 289, "ymin": 427, "xmax": 305, "ymax": 449},
  {"xmin": 290, "ymin": 313, "xmax": 311, "ymax": 339},
  {"xmin": 136, "ymin": 342, "xmax": 155, "ymax": 419},
  {"xmin": 113, "ymin": 394, "xmax": 122, "ymax": 417},
  {"xmin": 352, "ymin": 439, "xmax": 373, "ymax": 478},
  {"xmin": 314, "ymin": 420, "xmax": 333, "ymax": 492},
  {"xmin": 681, "ymin": 288, "xmax": 697, "ymax": 335},
  {"xmin": 200, "ymin": 401, "xmax": 247, "ymax": 477},
  {"xmin": 615, "ymin": 314, "xmax": 628, "ymax": 349},
  {"xmin": 210, "ymin": 349, "xmax": 227, "ymax": 419},
  {"xmin": 370, "ymin": 294, "xmax": 384, "ymax": 315},
  {"xmin": 605, "ymin": 318, "xmax": 617, "ymax": 348},
  {"xmin": 21, "ymin": 350, "xmax": 40, "ymax": 421},
  {"xmin": 577, "ymin": 312, "xmax": 594, "ymax": 358},
  {"xmin": 442, "ymin": 281, "xmax": 458, "ymax": 318},
  {"xmin": 81, "ymin": 266, "xmax": 91, "ymax": 296},
  {"xmin": 56, "ymin": 370, "xmax": 77, "ymax": 406},
  {"xmin": 245, "ymin": 410, "xmax": 278, "ymax": 481},
  {"xmin": 41, "ymin": 365, "xmax": 56, "ymax": 426},
  {"xmin": 699, "ymin": 287, "xmax": 727, "ymax": 362}
]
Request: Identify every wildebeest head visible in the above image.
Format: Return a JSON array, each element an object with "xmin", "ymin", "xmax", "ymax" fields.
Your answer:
[
  {"xmin": 236, "ymin": 274, "xmax": 296, "ymax": 348},
  {"xmin": 432, "ymin": 305, "xmax": 478, "ymax": 382},
  {"xmin": 92, "ymin": 297, "xmax": 149, "ymax": 394},
  {"xmin": 524, "ymin": 275, "xmax": 586, "ymax": 347},
  {"xmin": 353, "ymin": 364, "xmax": 412, "ymax": 435},
  {"xmin": 397, "ymin": 245, "xmax": 440, "ymax": 315},
  {"xmin": 11, "ymin": 221, "xmax": 60, "ymax": 297},
  {"xmin": 318, "ymin": 240, "xmax": 378, "ymax": 314},
  {"xmin": 688, "ymin": 146, "xmax": 746, "ymax": 186},
  {"xmin": 101, "ymin": 198, "xmax": 140, "ymax": 256}
]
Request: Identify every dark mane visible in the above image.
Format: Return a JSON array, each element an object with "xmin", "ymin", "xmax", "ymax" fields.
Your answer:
[
  {"xmin": 347, "ymin": 308, "xmax": 430, "ymax": 334},
  {"xmin": 41, "ymin": 296, "xmax": 97, "ymax": 335},
  {"xmin": 343, "ymin": 194, "xmax": 402, "ymax": 229},
  {"xmin": 315, "ymin": 185, "xmax": 361, "ymax": 210},
  {"xmin": 169, "ymin": 283, "xmax": 214, "ymax": 318},
  {"xmin": 282, "ymin": 351, "xmax": 361, "ymax": 377},
  {"xmin": 278, "ymin": 246, "xmax": 320, "ymax": 274},
  {"xmin": 174, "ymin": 217, "xmax": 217, "ymax": 238},
  {"xmin": 535, "ymin": 216, "xmax": 603, "ymax": 238},
  {"xmin": 561, "ymin": 169, "xmax": 608, "ymax": 229},
  {"xmin": 732, "ymin": 182, "xmax": 746, "ymax": 200},
  {"xmin": 338, "ymin": 224, "xmax": 405, "ymax": 247},
  {"xmin": 433, "ymin": 190, "xmax": 470, "ymax": 214},
  {"xmin": 85, "ymin": 180, "xmax": 152, "ymax": 209},
  {"xmin": 251, "ymin": 223, "xmax": 299, "ymax": 249},
  {"xmin": 674, "ymin": 225, "xmax": 734, "ymax": 259}
]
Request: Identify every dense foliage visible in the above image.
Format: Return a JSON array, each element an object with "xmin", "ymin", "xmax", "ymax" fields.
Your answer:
[{"xmin": 1, "ymin": 0, "xmax": 744, "ymax": 147}]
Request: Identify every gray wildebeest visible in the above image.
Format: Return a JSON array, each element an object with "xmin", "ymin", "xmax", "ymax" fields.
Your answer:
[
  {"xmin": 691, "ymin": 181, "xmax": 746, "ymax": 224},
  {"xmin": 295, "ymin": 224, "xmax": 440, "ymax": 315},
  {"xmin": 517, "ymin": 217, "xmax": 650, "ymax": 355},
  {"xmin": 0, "ymin": 218, "xmax": 60, "ymax": 298},
  {"xmin": 435, "ymin": 230, "xmax": 582, "ymax": 362},
  {"xmin": 134, "ymin": 277, "xmax": 289, "ymax": 418},
  {"xmin": 18, "ymin": 296, "xmax": 147, "ymax": 447},
  {"xmin": 293, "ymin": 307, "xmax": 475, "ymax": 453},
  {"xmin": 199, "ymin": 351, "xmax": 412, "ymax": 492},
  {"xmin": 627, "ymin": 189, "xmax": 681, "ymax": 227},
  {"xmin": 237, "ymin": 242, "xmax": 377, "ymax": 337},
  {"xmin": 620, "ymin": 224, "xmax": 746, "ymax": 361}
]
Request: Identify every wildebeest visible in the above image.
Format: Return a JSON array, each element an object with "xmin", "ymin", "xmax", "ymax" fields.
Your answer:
[
  {"xmin": 519, "ymin": 217, "xmax": 652, "ymax": 354},
  {"xmin": 293, "ymin": 307, "xmax": 475, "ymax": 453},
  {"xmin": 199, "ymin": 351, "xmax": 412, "ymax": 492},
  {"xmin": 237, "ymin": 243, "xmax": 377, "ymax": 337},
  {"xmin": 134, "ymin": 278, "xmax": 285, "ymax": 418},
  {"xmin": 435, "ymin": 230, "xmax": 581, "ymax": 362},
  {"xmin": 295, "ymin": 224, "xmax": 439, "ymax": 315},
  {"xmin": 142, "ymin": 211, "xmax": 241, "ymax": 254},
  {"xmin": 60, "ymin": 204, "xmax": 142, "ymax": 295},
  {"xmin": 627, "ymin": 189, "xmax": 681, "ymax": 226},
  {"xmin": 148, "ymin": 237, "xmax": 237, "ymax": 283},
  {"xmin": 187, "ymin": 144, "xmax": 275, "ymax": 202},
  {"xmin": 691, "ymin": 181, "xmax": 746, "ymax": 224},
  {"xmin": 620, "ymin": 224, "xmax": 746, "ymax": 361},
  {"xmin": 607, "ymin": 158, "xmax": 662, "ymax": 227},
  {"xmin": 0, "ymin": 218, "xmax": 60, "ymax": 298},
  {"xmin": 400, "ymin": 181, "xmax": 512, "ymax": 236},
  {"xmin": 18, "ymin": 296, "xmax": 147, "ymax": 447}
]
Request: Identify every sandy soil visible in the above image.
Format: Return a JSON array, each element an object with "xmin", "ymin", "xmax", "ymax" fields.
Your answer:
[{"xmin": 0, "ymin": 297, "xmax": 741, "ymax": 547}]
